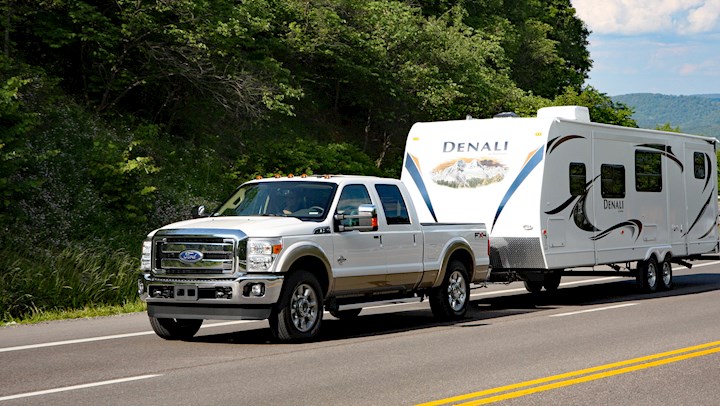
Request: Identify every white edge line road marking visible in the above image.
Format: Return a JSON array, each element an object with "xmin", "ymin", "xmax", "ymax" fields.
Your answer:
[
  {"xmin": 549, "ymin": 303, "xmax": 638, "ymax": 317},
  {"xmin": 0, "ymin": 321, "xmax": 253, "ymax": 353},
  {"xmin": 2, "ymin": 260, "xmax": 719, "ymax": 353},
  {"xmin": 0, "ymin": 374, "xmax": 161, "ymax": 402}
]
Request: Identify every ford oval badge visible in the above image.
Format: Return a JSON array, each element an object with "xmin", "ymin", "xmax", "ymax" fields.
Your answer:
[{"xmin": 179, "ymin": 250, "xmax": 203, "ymax": 263}]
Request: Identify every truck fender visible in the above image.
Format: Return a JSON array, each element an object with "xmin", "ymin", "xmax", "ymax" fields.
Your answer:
[
  {"xmin": 432, "ymin": 239, "xmax": 476, "ymax": 288},
  {"xmin": 274, "ymin": 242, "xmax": 334, "ymax": 296}
]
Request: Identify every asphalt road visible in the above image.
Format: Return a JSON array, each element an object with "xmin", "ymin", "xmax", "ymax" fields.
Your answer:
[{"xmin": 2, "ymin": 259, "xmax": 720, "ymax": 405}]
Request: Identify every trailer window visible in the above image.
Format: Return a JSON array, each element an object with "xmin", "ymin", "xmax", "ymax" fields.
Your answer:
[
  {"xmin": 694, "ymin": 152, "xmax": 706, "ymax": 179},
  {"xmin": 601, "ymin": 164, "xmax": 625, "ymax": 198},
  {"xmin": 375, "ymin": 184, "xmax": 410, "ymax": 225},
  {"xmin": 635, "ymin": 151, "xmax": 662, "ymax": 192},
  {"xmin": 569, "ymin": 163, "xmax": 586, "ymax": 196}
]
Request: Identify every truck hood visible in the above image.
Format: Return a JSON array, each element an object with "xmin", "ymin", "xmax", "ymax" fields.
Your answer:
[{"xmin": 150, "ymin": 216, "xmax": 326, "ymax": 238}]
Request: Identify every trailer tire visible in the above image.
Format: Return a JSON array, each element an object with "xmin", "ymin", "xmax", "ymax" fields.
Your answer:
[
  {"xmin": 637, "ymin": 257, "xmax": 659, "ymax": 293},
  {"xmin": 523, "ymin": 280, "xmax": 543, "ymax": 294},
  {"xmin": 269, "ymin": 270, "xmax": 323, "ymax": 341},
  {"xmin": 659, "ymin": 256, "xmax": 673, "ymax": 291},
  {"xmin": 329, "ymin": 308, "xmax": 362, "ymax": 319},
  {"xmin": 543, "ymin": 272, "xmax": 562, "ymax": 292},
  {"xmin": 149, "ymin": 316, "xmax": 202, "ymax": 340},
  {"xmin": 430, "ymin": 260, "xmax": 470, "ymax": 320}
]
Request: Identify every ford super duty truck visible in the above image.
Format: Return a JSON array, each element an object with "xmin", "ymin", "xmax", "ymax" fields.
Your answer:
[{"xmin": 138, "ymin": 175, "xmax": 489, "ymax": 341}]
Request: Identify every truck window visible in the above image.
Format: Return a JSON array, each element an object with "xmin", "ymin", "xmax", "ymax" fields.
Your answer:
[
  {"xmin": 694, "ymin": 152, "xmax": 706, "ymax": 179},
  {"xmin": 569, "ymin": 162, "xmax": 586, "ymax": 196},
  {"xmin": 601, "ymin": 164, "xmax": 625, "ymax": 198},
  {"xmin": 336, "ymin": 185, "xmax": 372, "ymax": 227},
  {"xmin": 635, "ymin": 151, "xmax": 662, "ymax": 192},
  {"xmin": 375, "ymin": 184, "xmax": 411, "ymax": 225}
]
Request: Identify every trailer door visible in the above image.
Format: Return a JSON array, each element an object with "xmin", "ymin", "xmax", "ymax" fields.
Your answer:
[
  {"xmin": 591, "ymin": 134, "xmax": 658, "ymax": 264},
  {"xmin": 668, "ymin": 140, "xmax": 688, "ymax": 255},
  {"xmin": 682, "ymin": 142, "xmax": 718, "ymax": 255}
]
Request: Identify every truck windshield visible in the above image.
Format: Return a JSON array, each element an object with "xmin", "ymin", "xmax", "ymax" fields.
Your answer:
[{"xmin": 213, "ymin": 181, "xmax": 337, "ymax": 221}]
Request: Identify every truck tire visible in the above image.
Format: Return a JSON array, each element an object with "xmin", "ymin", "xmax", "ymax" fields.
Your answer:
[
  {"xmin": 329, "ymin": 308, "xmax": 362, "ymax": 319},
  {"xmin": 659, "ymin": 255, "xmax": 673, "ymax": 290},
  {"xmin": 430, "ymin": 260, "xmax": 469, "ymax": 320},
  {"xmin": 269, "ymin": 270, "xmax": 323, "ymax": 341},
  {"xmin": 149, "ymin": 316, "xmax": 203, "ymax": 340},
  {"xmin": 637, "ymin": 257, "xmax": 659, "ymax": 293}
]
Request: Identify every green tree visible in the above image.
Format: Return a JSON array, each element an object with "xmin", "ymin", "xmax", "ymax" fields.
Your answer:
[
  {"xmin": 552, "ymin": 86, "xmax": 637, "ymax": 127},
  {"xmin": 655, "ymin": 123, "xmax": 681, "ymax": 133}
]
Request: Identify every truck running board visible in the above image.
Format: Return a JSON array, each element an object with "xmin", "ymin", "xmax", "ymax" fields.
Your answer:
[{"xmin": 336, "ymin": 296, "xmax": 424, "ymax": 311}]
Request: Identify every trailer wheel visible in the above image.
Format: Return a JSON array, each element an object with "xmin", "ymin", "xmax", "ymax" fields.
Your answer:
[
  {"xmin": 659, "ymin": 256, "xmax": 673, "ymax": 290},
  {"xmin": 523, "ymin": 280, "xmax": 543, "ymax": 294},
  {"xmin": 637, "ymin": 257, "xmax": 659, "ymax": 293},
  {"xmin": 269, "ymin": 270, "xmax": 323, "ymax": 341},
  {"xmin": 149, "ymin": 316, "xmax": 203, "ymax": 340},
  {"xmin": 329, "ymin": 308, "xmax": 362, "ymax": 319},
  {"xmin": 543, "ymin": 272, "xmax": 562, "ymax": 292},
  {"xmin": 430, "ymin": 260, "xmax": 470, "ymax": 320}
]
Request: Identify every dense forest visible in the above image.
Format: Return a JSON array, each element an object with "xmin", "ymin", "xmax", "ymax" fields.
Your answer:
[
  {"xmin": 0, "ymin": 0, "xmax": 637, "ymax": 322},
  {"xmin": 613, "ymin": 93, "xmax": 720, "ymax": 137}
]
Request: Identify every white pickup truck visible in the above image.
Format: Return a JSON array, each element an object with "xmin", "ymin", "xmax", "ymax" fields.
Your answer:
[{"xmin": 138, "ymin": 175, "xmax": 489, "ymax": 341}]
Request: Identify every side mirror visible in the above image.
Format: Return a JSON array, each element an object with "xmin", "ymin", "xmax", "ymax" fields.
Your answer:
[
  {"xmin": 335, "ymin": 204, "xmax": 378, "ymax": 232},
  {"xmin": 191, "ymin": 205, "xmax": 209, "ymax": 219}
]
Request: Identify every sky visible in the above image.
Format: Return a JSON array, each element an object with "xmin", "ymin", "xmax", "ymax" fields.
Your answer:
[{"xmin": 570, "ymin": 0, "xmax": 720, "ymax": 96}]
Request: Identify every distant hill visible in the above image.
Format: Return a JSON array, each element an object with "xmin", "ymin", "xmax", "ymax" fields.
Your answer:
[{"xmin": 612, "ymin": 93, "xmax": 720, "ymax": 138}]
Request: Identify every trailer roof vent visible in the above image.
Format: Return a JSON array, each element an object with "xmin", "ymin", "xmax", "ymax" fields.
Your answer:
[{"xmin": 537, "ymin": 106, "xmax": 591, "ymax": 123}]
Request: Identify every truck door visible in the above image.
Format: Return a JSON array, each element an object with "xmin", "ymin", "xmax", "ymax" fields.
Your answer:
[
  {"xmin": 373, "ymin": 183, "xmax": 423, "ymax": 291},
  {"xmin": 332, "ymin": 184, "xmax": 387, "ymax": 293}
]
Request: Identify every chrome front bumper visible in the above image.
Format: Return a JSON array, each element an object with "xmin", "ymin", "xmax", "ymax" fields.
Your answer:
[{"xmin": 138, "ymin": 273, "xmax": 284, "ymax": 306}]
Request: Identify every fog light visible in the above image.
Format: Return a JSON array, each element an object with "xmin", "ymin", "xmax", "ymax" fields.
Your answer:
[
  {"xmin": 137, "ymin": 279, "xmax": 145, "ymax": 295},
  {"xmin": 251, "ymin": 283, "xmax": 265, "ymax": 297}
]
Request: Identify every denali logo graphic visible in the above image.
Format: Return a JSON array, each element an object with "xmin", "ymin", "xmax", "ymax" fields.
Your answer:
[
  {"xmin": 431, "ymin": 157, "xmax": 508, "ymax": 188},
  {"xmin": 443, "ymin": 141, "xmax": 508, "ymax": 153},
  {"xmin": 178, "ymin": 250, "xmax": 203, "ymax": 263},
  {"xmin": 604, "ymin": 200, "xmax": 624, "ymax": 210}
]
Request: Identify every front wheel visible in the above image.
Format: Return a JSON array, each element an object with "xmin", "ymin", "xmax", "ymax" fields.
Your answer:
[
  {"xmin": 430, "ymin": 260, "xmax": 470, "ymax": 320},
  {"xmin": 149, "ymin": 316, "xmax": 203, "ymax": 340},
  {"xmin": 269, "ymin": 271, "xmax": 324, "ymax": 341}
]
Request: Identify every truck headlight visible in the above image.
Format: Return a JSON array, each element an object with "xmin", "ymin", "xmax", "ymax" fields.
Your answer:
[
  {"xmin": 140, "ymin": 238, "xmax": 152, "ymax": 271},
  {"xmin": 247, "ymin": 238, "xmax": 282, "ymax": 271}
]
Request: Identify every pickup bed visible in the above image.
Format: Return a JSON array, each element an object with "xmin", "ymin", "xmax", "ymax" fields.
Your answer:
[{"xmin": 138, "ymin": 175, "xmax": 489, "ymax": 341}]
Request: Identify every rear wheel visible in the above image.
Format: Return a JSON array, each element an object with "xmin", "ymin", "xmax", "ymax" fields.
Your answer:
[
  {"xmin": 149, "ymin": 316, "xmax": 203, "ymax": 340},
  {"xmin": 637, "ymin": 257, "xmax": 659, "ymax": 293},
  {"xmin": 329, "ymin": 308, "xmax": 362, "ymax": 319},
  {"xmin": 430, "ymin": 260, "xmax": 470, "ymax": 320},
  {"xmin": 269, "ymin": 271, "xmax": 323, "ymax": 341},
  {"xmin": 659, "ymin": 256, "xmax": 673, "ymax": 290}
]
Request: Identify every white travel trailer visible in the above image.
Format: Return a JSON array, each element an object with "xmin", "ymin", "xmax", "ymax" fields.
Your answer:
[{"xmin": 401, "ymin": 106, "xmax": 719, "ymax": 293}]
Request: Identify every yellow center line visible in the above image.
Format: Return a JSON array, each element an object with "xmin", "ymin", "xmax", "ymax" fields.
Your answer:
[{"xmin": 418, "ymin": 341, "xmax": 720, "ymax": 406}]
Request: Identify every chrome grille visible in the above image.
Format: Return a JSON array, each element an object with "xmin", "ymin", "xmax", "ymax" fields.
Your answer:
[{"xmin": 152, "ymin": 235, "xmax": 246, "ymax": 276}]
